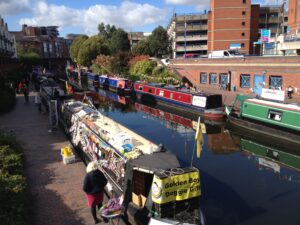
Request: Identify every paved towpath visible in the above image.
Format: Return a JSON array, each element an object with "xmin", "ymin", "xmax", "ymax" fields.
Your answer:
[{"xmin": 0, "ymin": 93, "xmax": 120, "ymax": 225}]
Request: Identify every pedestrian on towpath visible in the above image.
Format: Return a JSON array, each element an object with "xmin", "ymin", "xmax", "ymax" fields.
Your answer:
[
  {"xmin": 83, "ymin": 161, "xmax": 108, "ymax": 224},
  {"xmin": 287, "ymin": 86, "xmax": 293, "ymax": 99}
]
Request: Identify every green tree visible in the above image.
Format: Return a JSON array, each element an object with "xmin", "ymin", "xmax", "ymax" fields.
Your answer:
[
  {"xmin": 109, "ymin": 52, "xmax": 131, "ymax": 75},
  {"xmin": 131, "ymin": 39, "xmax": 152, "ymax": 56},
  {"xmin": 77, "ymin": 36, "xmax": 110, "ymax": 66},
  {"xmin": 98, "ymin": 22, "xmax": 116, "ymax": 40},
  {"xmin": 129, "ymin": 60, "xmax": 156, "ymax": 76},
  {"xmin": 109, "ymin": 28, "xmax": 130, "ymax": 54},
  {"xmin": 148, "ymin": 26, "xmax": 170, "ymax": 58},
  {"xmin": 69, "ymin": 35, "xmax": 88, "ymax": 63}
]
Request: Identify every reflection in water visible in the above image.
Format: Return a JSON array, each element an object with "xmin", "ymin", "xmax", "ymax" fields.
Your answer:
[{"xmin": 78, "ymin": 78, "xmax": 300, "ymax": 225}]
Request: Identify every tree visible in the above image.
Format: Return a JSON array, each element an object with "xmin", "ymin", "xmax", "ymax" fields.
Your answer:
[
  {"xmin": 109, "ymin": 52, "xmax": 131, "ymax": 75},
  {"xmin": 77, "ymin": 36, "xmax": 110, "ymax": 66},
  {"xmin": 129, "ymin": 60, "xmax": 157, "ymax": 76},
  {"xmin": 131, "ymin": 39, "xmax": 152, "ymax": 56},
  {"xmin": 98, "ymin": 22, "xmax": 116, "ymax": 40},
  {"xmin": 69, "ymin": 35, "xmax": 88, "ymax": 63},
  {"xmin": 109, "ymin": 28, "xmax": 130, "ymax": 54},
  {"xmin": 148, "ymin": 26, "xmax": 170, "ymax": 58}
]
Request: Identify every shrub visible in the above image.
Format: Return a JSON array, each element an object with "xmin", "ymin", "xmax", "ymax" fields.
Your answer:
[
  {"xmin": 0, "ymin": 87, "xmax": 16, "ymax": 114},
  {"xmin": 0, "ymin": 132, "xmax": 29, "ymax": 225}
]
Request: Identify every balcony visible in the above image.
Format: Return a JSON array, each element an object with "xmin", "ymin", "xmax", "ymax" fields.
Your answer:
[
  {"xmin": 176, "ymin": 25, "xmax": 208, "ymax": 32},
  {"xmin": 176, "ymin": 35, "xmax": 208, "ymax": 42},
  {"xmin": 176, "ymin": 45, "xmax": 208, "ymax": 51},
  {"xmin": 176, "ymin": 14, "xmax": 208, "ymax": 22}
]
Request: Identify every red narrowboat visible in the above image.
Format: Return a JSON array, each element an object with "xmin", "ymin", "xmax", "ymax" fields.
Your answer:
[{"xmin": 134, "ymin": 82, "xmax": 224, "ymax": 119}]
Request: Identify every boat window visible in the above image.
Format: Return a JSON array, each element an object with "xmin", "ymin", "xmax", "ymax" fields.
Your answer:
[
  {"xmin": 149, "ymin": 88, "xmax": 152, "ymax": 93},
  {"xmin": 170, "ymin": 92, "xmax": 173, "ymax": 99},
  {"xmin": 159, "ymin": 90, "xmax": 164, "ymax": 96},
  {"xmin": 139, "ymin": 86, "xmax": 143, "ymax": 90},
  {"xmin": 268, "ymin": 110, "xmax": 282, "ymax": 121},
  {"xmin": 200, "ymin": 72, "xmax": 207, "ymax": 84}
]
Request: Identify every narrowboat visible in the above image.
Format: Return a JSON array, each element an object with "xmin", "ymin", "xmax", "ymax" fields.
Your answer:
[
  {"xmin": 133, "ymin": 82, "xmax": 224, "ymax": 119},
  {"xmin": 60, "ymin": 100, "xmax": 204, "ymax": 225},
  {"xmin": 225, "ymin": 94, "xmax": 300, "ymax": 147},
  {"xmin": 108, "ymin": 77, "xmax": 133, "ymax": 95},
  {"xmin": 86, "ymin": 72, "xmax": 99, "ymax": 88},
  {"xmin": 98, "ymin": 75, "xmax": 109, "ymax": 89}
]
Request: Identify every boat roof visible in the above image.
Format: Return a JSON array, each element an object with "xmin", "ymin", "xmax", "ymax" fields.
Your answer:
[
  {"xmin": 246, "ymin": 98, "xmax": 300, "ymax": 112},
  {"xmin": 136, "ymin": 82, "xmax": 220, "ymax": 97},
  {"xmin": 128, "ymin": 151, "xmax": 180, "ymax": 172}
]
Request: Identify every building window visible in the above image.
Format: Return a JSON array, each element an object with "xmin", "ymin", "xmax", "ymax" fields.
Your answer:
[
  {"xmin": 242, "ymin": 22, "xmax": 245, "ymax": 26},
  {"xmin": 243, "ymin": 0, "xmax": 246, "ymax": 3},
  {"xmin": 269, "ymin": 76, "xmax": 282, "ymax": 90},
  {"xmin": 240, "ymin": 74, "xmax": 250, "ymax": 88},
  {"xmin": 209, "ymin": 73, "xmax": 217, "ymax": 85},
  {"xmin": 200, "ymin": 72, "xmax": 207, "ymax": 84},
  {"xmin": 241, "ymin": 33, "xmax": 245, "ymax": 36},
  {"xmin": 242, "ymin": 11, "xmax": 246, "ymax": 15},
  {"xmin": 241, "ymin": 43, "xmax": 245, "ymax": 47},
  {"xmin": 219, "ymin": 73, "xmax": 228, "ymax": 89}
]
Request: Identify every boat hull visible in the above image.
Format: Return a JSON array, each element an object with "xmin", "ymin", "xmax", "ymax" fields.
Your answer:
[{"xmin": 226, "ymin": 114, "xmax": 300, "ymax": 153}]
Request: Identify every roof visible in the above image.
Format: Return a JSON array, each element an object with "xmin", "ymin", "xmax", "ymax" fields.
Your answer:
[{"xmin": 128, "ymin": 151, "xmax": 180, "ymax": 172}]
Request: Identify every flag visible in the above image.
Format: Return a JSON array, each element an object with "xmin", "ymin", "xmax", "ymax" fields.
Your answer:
[{"xmin": 195, "ymin": 117, "xmax": 204, "ymax": 158}]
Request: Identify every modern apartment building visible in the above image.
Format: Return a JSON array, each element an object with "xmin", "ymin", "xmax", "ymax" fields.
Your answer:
[
  {"xmin": 168, "ymin": 13, "xmax": 208, "ymax": 58},
  {"xmin": 11, "ymin": 25, "xmax": 69, "ymax": 58},
  {"xmin": 208, "ymin": 0, "xmax": 252, "ymax": 54},
  {"xmin": 128, "ymin": 32, "xmax": 151, "ymax": 49},
  {"xmin": 259, "ymin": 5, "xmax": 285, "ymax": 37},
  {"xmin": 288, "ymin": 0, "xmax": 300, "ymax": 34},
  {"xmin": 0, "ymin": 16, "xmax": 16, "ymax": 58}
]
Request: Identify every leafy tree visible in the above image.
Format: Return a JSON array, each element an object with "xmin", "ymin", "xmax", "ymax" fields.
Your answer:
[
  {"xmin": 109, "ymin": 28, "xmax": 130, "ymax": 54},
  {"xmin": 148, "ymin": 26, "xmax": 170, "ymax": 58},
  {"xmin": 129, "ymin": 60, "xmax": 156, "ymax": 76},
  {"xmin": 128, "ymin": 55, "xmax": 150, "ymax": 66},
  {"xmin": 109, "ymin": 52, "xmax": 131, "ymax": 75},
  {"xmin": 69, "ymin": 35, "xmax": 88, "ymax": 63},
  {"xmin": 98, "ymin": 22, "xmax": 116, "ymax": 40},
  {"xmin": 131, "ymin": 39, "xmax": 152, "ymax": 56},
  {"xmin": 93, "ymin": 55, "xmax": 114, "ymax": 74},
  {"xmin": 77, "ymin": 36, "xmax": 110, "ymax": 66}
]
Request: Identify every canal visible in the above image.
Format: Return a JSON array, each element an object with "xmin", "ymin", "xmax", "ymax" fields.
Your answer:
[{"xmin": 79, "ymin": 79, "xmax": 300, "ymax": 225}]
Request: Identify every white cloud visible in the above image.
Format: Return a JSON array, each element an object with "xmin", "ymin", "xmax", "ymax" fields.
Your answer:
[
  {"xmin": 0, "ymin": 0, "xmax": 31, "ymax": 15},
  {"xmin": 19, "ymin": 1, "xmax": 167, "ymax": 35},
  {"xmin": 165, "ymin": 0, "xmax": 210, "ymax": 11}
]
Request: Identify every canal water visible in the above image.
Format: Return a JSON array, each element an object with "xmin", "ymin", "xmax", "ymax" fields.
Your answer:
[{"xmin": 80, "ymin": 79, "xmax": 300, "ymax": 225}]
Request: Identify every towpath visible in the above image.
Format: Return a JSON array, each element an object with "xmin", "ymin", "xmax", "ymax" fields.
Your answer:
[{"xmin": 0, "ymin": 92, "xmax": 123, "ymax": 225}]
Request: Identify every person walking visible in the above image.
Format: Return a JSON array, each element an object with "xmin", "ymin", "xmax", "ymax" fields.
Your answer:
[
  {"xmin": 35, "ymin": 93, "xmax": 42, "ymax": 112},
  {"xmin": 83, "ymin": 161, "xmax": 108, "ymax": 224},
  {"xmin": 23, "ymin": 83, "xmax": 29, "ymax": 103}
]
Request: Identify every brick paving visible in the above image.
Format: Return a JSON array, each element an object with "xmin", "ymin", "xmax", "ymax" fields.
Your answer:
[{"xmin": 0, "ymin": 92, "xmax": 120, "ymax": 225}]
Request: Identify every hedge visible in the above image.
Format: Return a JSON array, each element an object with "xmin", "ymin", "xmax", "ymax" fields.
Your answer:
[
  {"xmin": 0, "ymin": 132, "xmax": 29, "ymax": 225},
  {"xmin": 0, "ymin": 87, "xmax": 16, "ymax": 114}
]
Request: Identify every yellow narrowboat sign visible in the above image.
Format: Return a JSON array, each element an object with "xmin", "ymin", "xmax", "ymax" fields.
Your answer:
[{"xmin": 151, "ymin": 171, "xmax": 201, "ymax": 204}]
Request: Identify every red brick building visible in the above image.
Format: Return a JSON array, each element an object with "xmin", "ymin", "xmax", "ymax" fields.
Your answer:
[
  {"xmin": 208, "ymin": 0, "xmax": 253, "ymax": 54},
  {"xmin": 288, "ymin": 0, "xmax": 300, "ymax": 34},
  {"xmin": 171, "ymin": 56, "xmax": 300, "ymax": 96}
]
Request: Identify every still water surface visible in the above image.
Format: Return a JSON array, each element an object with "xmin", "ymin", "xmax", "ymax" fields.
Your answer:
[{"xmin": 81, "ymin": 81, "xmax": 300, "ymax": 225}]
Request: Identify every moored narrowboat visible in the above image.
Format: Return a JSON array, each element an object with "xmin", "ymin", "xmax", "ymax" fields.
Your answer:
[
  {"xmin": 225, "ymin": 94, "xmax": 300, "ymax": 146},
  {"xmin": 108, "ymin": 77, "xmax": 133, "ymax": 95},
  {"xmin": 86, "ymin": 72, "xmax": 99, "ymax": 88},
  {"xmin": 134, "ymin": 82, "xmax": 224, "ymax": 119},
  {"xmin": 60, "ymin": 100, "xmax": 204, "ymax": 225}
]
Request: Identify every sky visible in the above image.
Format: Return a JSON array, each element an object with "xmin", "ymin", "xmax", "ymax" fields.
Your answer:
[{"xmin": 0, "ymin": 0, "xmax": 282, "ymax": 37}]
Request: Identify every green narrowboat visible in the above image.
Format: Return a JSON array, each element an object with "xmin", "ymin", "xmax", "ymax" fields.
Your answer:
[{"xmin": 225, "ymin": 95, "xmax": 300, "ymax": 146}]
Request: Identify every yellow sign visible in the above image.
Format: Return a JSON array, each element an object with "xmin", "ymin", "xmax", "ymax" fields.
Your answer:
[{"xmin": 152, "ymin": 171, "xmax": 201, "ymax": 204}]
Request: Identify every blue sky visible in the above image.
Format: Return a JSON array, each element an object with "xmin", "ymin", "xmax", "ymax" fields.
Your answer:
[{"xmin": 0, "ymin": 0, "xmax": 279, "ymax": 37}]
